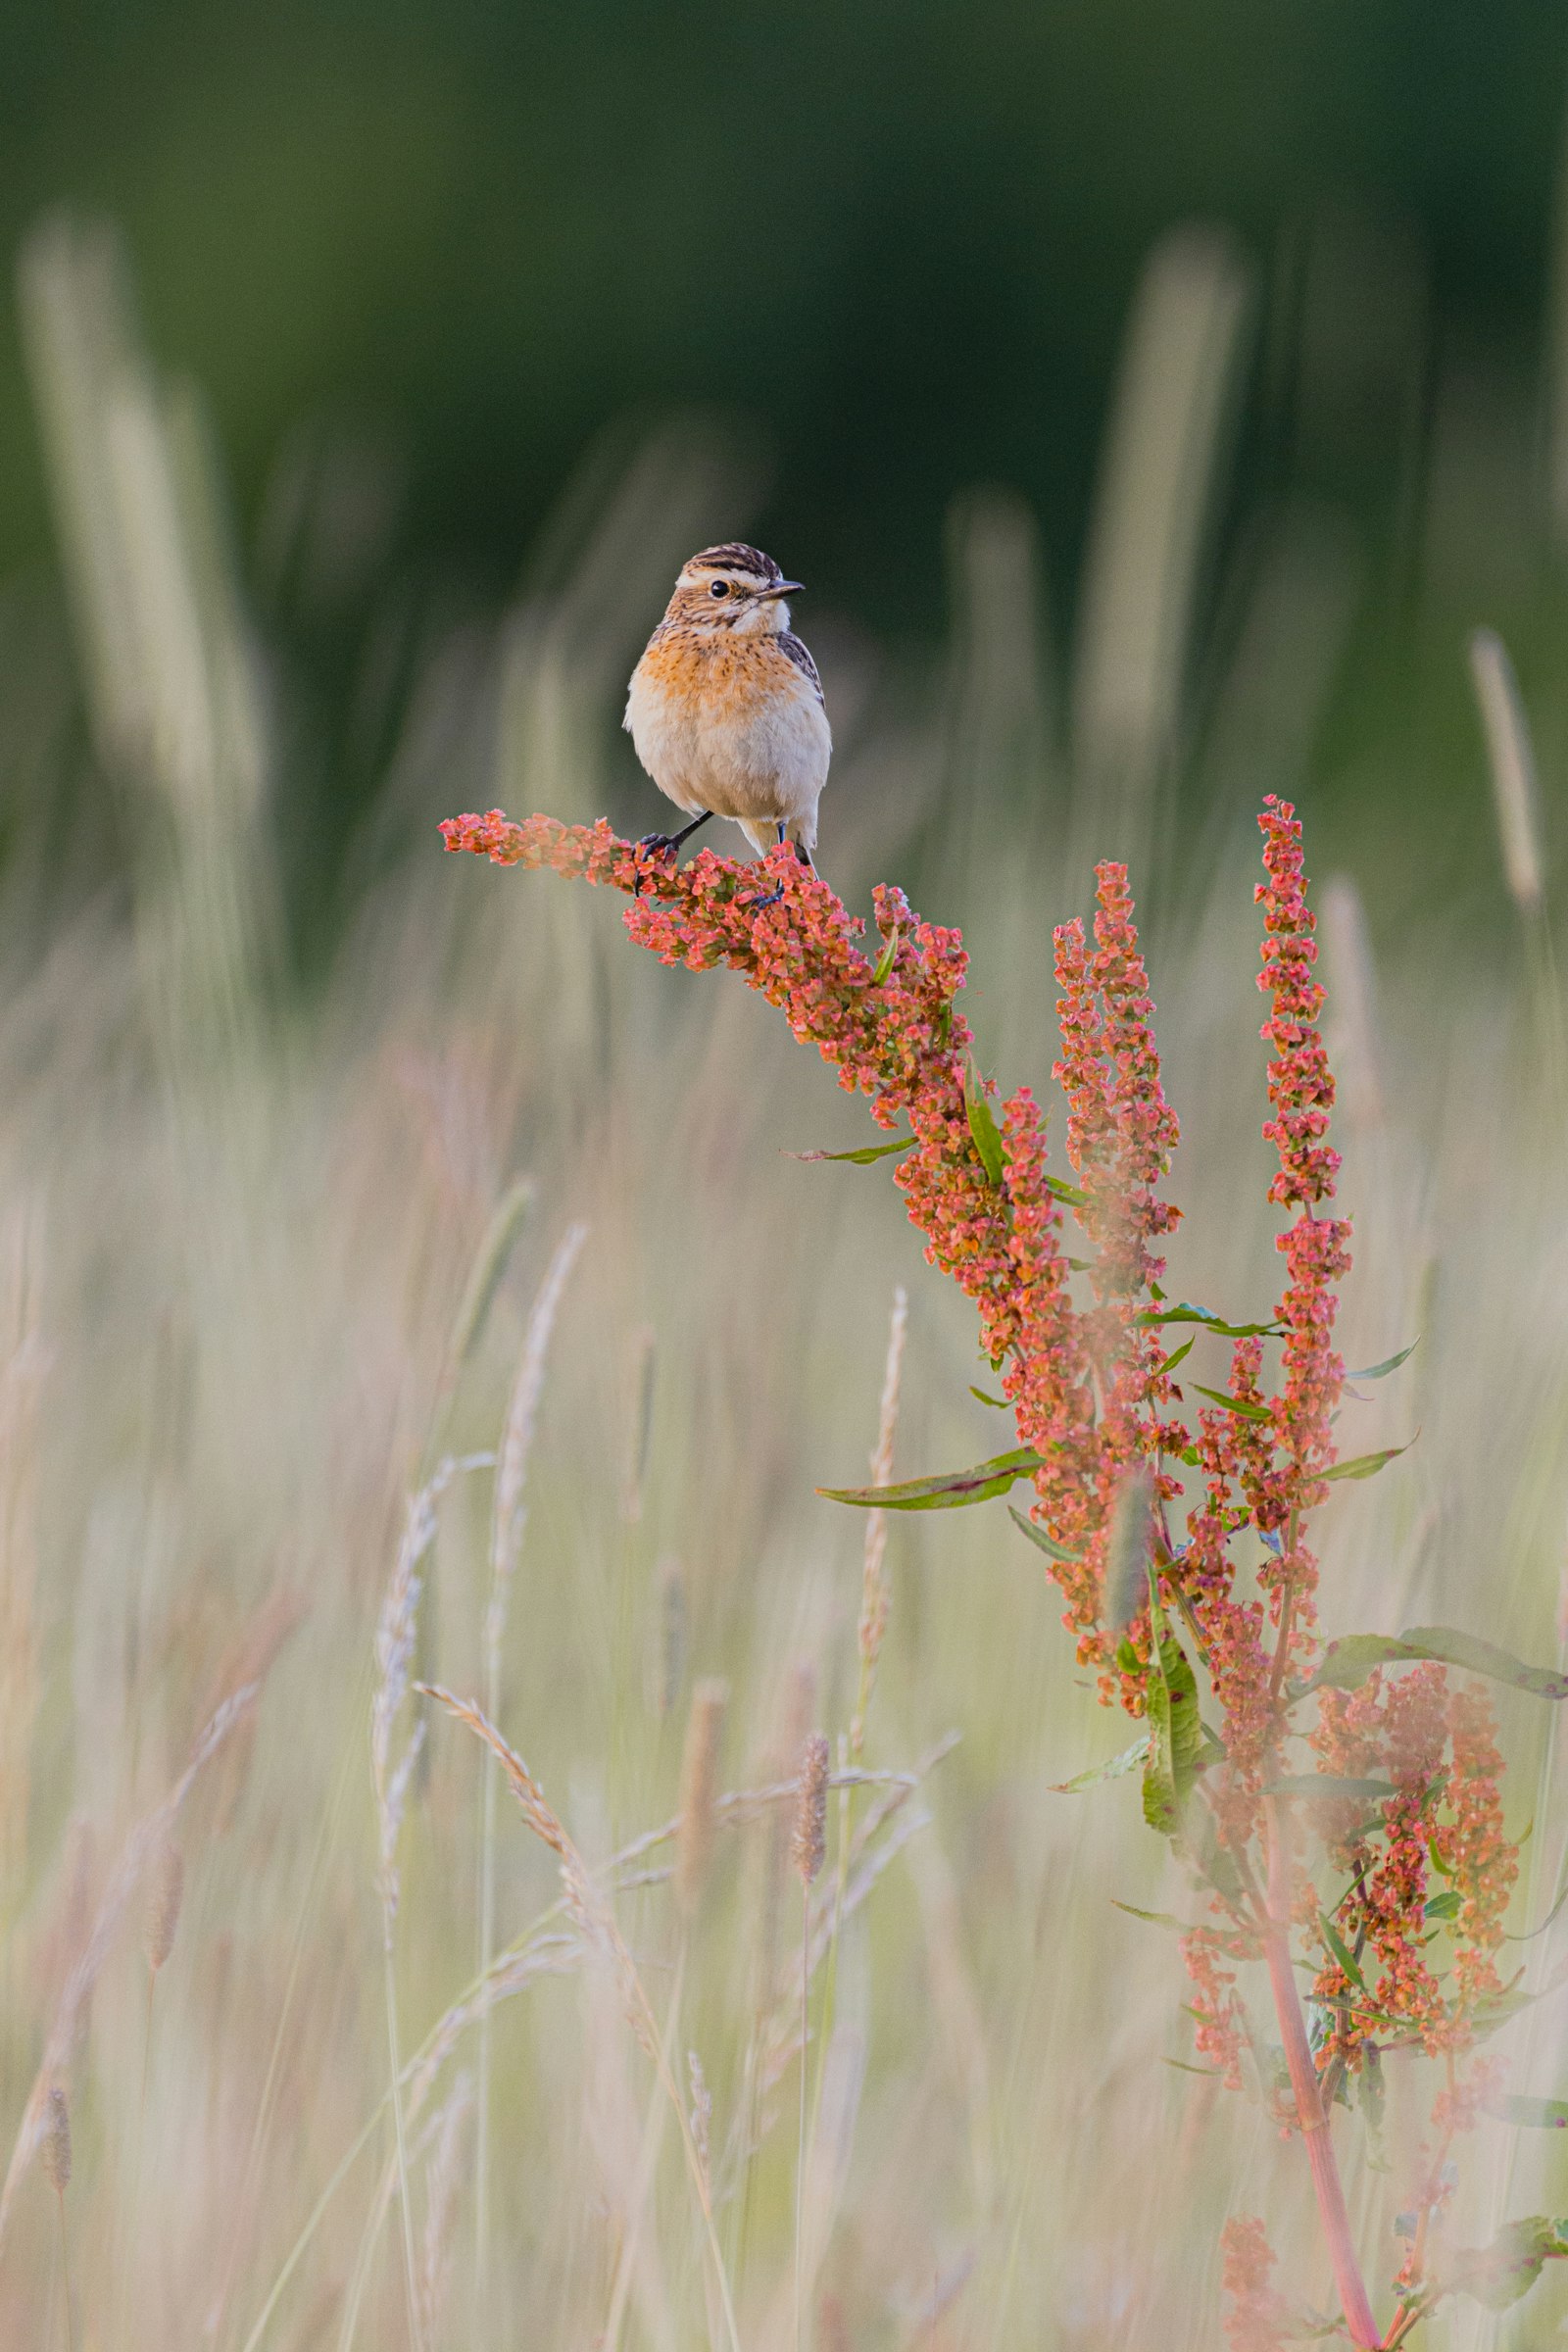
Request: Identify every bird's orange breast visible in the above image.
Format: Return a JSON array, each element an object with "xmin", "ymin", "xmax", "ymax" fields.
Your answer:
[{"xmin": 634, "ymin": 631, "xmax": 788, "ymax": 718}]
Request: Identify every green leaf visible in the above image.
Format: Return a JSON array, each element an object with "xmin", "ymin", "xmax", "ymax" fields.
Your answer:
[
  {"xmin": 1045, "ymin": 1172, "xmax": 1091, "ymax": 1208},
  {"xmin": 1138, "ymin": 1302, "xmax": 1284, "ymax": 1338},
  {"xmin": 1111, "ymin": 1900, "xmax": 1192, "ymax": 1931},
  {"xmin": 1143, "ymin": 1582, "xmax": 1202, "ymax": 1841},
  {"xmin": 1161, "ymin": 2057, "xmax": 1223, "ymax": 2077},
  {"xmin": 1163, "ymin": 1336, "xmax": 1196, "ymax": 1372},
  {"xmin": 788, "ymin": 1136, "xmax": 913, "ymax": 1166},
  {"xmin": 870, "ymin": 922, "xmax": 900, "ymax": 985},
  {"xmin": 1505, "ymin": 1869, "xmax": 1568, "ymax": 1942},
  {"xmin": 1048, "ymin": 1736, "xmax": 1149, "ymax": 1794},
  {"xmin": 1263, "ymin": 1775, "xmax": 1396, "ymax": 1800},
  {"xmin": 970, "ymin": 1385, "xmax": 1008, "ymax": 1408},
  {"xmin": 1322, "ymin": 1439, "xmax": 1414, "ymax": 1483},
  {"xmin": 1441, "ymin": 2217, "xmax": 1568, "ymax": 2311},
  {"xmin": 1302, "ymin": 1627, "xmax": 1568, "ymax": 1703},
  {"xmin": 1319, "ymin": 1911, "xmax": 1367, "ymax": 1990},
  {"xmin": 1007, "ymin": 1504, "xmax": 1082, "ymax": 1564},
  {"xmin": 1425, "ymin": 1889, "xmax": 1462, "ymax": 1921},
  {"xmin": 964, "ymin": 1064, "xmax": 1005, "ymax": 1188},
  {"xmin": 1192, "ymin": 1385, "xmax": 1273, "ymax": 1422},
  {"xmin": 1468, "ymin": 1971, "xmax": 1565, "ymax": 2045},
  {"xmin": 818, "ymin": 1446, "xmax": 1045, "ymax": 1511},
  {"xmin": 1486, "ymin": 2099, "xmax": 1568, "ymax": 2151},
  {"xmin": 1346, "ymin": 1341, "xmax": 1419, "ymax": 1382}
]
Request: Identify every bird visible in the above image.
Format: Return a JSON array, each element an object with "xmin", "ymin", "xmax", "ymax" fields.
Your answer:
[{"xmin": 623, "ymin": 544, "xmax": 831, "ymax": 888}]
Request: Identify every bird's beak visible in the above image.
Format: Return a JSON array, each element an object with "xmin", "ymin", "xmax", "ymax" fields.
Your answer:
[{"xmin": 759, "ymin": 580, "xmax": 804, "ymax": 600}]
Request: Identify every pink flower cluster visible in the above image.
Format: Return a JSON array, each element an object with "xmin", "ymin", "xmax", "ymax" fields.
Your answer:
[
  {"xmin": 1254, "ymin": 797, "xmax": 1340, "ymax": 1209},
  {"xmin": 442, "ymin": 809, "xmax": 1161, "ymax": 1669},
  {"xmin": 1221, "ymin": 2217, "xmax": 1288, "ymax": 2352},
  {"xmin": 1309, "ymin": 1666, "xmax": 1520, "ymax": 2062},
  {"xmin": 1054, "ymin": 865, "xmax": 1182, "ymax": 1301},
  {"xmin": 444, "ymin": 793, "xmax": 1534, "ymax": 2339}
]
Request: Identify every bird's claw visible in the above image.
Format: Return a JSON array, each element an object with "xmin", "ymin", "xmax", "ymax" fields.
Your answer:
[
  {"xmin": 632, "ymin": 832, "xmax": 677, "ymax": 896},
  {"xmin": 748, "ymin": 883, "xmax": 785, "ymax": 913}
]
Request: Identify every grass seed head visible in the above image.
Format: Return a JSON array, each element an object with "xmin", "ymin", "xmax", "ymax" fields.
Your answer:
[
  {"xmin": 145, "ymin": 1838, "xmax": 184, "ymax": 1975},
  {"xmin": 792, "ymin": 1734, "xmax": 829, "ymax": 1888},
  {"xmin": 40, "ymin": 2086, "xmax": 70, "ymax": 2194},
  {"xmin": 675, "ymin": 1678, "xmax": 728, "ymax": 1915}
]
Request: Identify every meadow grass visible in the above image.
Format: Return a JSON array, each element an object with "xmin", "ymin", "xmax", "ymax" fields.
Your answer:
[{"xmin": 2, "ymin": 209, "xmax": 1568, "ymax": 2352}]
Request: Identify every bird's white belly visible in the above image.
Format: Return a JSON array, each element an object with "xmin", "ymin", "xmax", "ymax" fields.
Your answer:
[{"xmin": 624, "ymin": 662, "xmax": 831, "ymax": 832}]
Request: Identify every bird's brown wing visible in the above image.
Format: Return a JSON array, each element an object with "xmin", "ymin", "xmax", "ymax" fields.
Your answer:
[{"xmin": 778, "ymin": 633, "xmax": 824, "ymax": 706}]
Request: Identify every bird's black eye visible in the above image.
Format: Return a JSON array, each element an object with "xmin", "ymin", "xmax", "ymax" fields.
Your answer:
[{"xmin": 709, "ymin": 579, "xmax": 730, "ymax": 598}]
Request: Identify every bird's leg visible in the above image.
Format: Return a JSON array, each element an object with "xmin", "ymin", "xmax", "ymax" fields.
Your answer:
[
  {"xmin": 748, "ymin": 824, "xmax": 791, "ymax": 912},
  {"xmin": 637, "ymin": 808, "xmax": 712, "ymax": 856},
  {"xmin": 633, "ymin": 808, "xmax": 711, "ymax": 893}
]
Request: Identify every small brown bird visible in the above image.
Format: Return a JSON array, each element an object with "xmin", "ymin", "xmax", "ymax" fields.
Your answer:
[{"xmin": 623, "ymin": 544, "xmax": 831, "ymax": 880}]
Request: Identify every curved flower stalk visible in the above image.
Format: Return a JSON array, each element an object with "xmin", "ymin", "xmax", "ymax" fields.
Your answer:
[{"xmin": 442, "ymin": 799, "xmax": 1543, "ymax": 2348}]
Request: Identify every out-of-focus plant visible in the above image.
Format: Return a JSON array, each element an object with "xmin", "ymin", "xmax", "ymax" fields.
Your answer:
[{"xmin": 442, "ymin": 794, "xmax": 1568, "ymax": 2347}]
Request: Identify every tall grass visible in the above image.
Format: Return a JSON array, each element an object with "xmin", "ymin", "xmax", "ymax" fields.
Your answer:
[{"xmin": 1, "ymin": 201, "xmax": 1567, "ymax": 2352}]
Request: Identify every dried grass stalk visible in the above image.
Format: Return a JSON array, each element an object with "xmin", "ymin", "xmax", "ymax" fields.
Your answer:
[
  {"xmin": 0, "ymin": 1207, "xmax": 43, "ymax": 1920},
  {"xmin": 851, "ymin": 1287, "xmax": 906, "ymax": 1761},
  {"xmin": 1470, "ymin": 626, "xmax": 1543, "ymax": 915},
  {"xmin": 418, "ymin": 1683, "xmax": 657, "ymax": 2059},
  {"xmin": 0, "ymin": 1674, "xmax": 266, "ymax": 2244},
  {"xmin": 675, "ymin": 1679, "xmax": 728, "ymax": 1917},
  {"xmin": 417, "ymin": 2070, "xmax": 473, "ymax": 2348},
  {"xmin": 792, "ymin": 1737, "xmax": 829, "ymax": 1890},
  {"xmin": 144, "ymin": 1838, "xmax": 184, "ymax": 1976},
  {"xmin": 40, "ymin": 2087, "xmax": 70, "ymax": 2194}
]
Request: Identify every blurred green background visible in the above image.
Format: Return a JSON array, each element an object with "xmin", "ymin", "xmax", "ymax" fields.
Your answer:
[{"xmin": 4, "ymin": 1, "xmax": 1568, "ymax": 935}]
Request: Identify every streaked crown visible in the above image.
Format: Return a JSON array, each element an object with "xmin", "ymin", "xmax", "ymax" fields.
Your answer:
[{"xmin": 679, "ymin": 543, "xmax": 785, "ymax": 591}]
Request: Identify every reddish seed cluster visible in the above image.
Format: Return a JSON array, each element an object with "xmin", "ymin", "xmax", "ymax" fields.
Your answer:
[
  {"xmin": 1254, "ymin": 798, "xmax": 1341, "ymax": 1209},
  {"xmin": 444, "ymin": 796, "xmax": 1525, "ymax": 2203},
  {"xmin": 1054, "ymin": 864, "xmax": 1182, "ymax": 1302},
  {"xmin": 1220, "ymin": 2217, "xmax": 1288, "ymax": 2352},
  {"xmin": 1436, "ymin": 1686, "xmax": 1518, "ymax": 2006},
  {"xmin": 442, "ymin": 811, "xmax": 1186, "ymax": 1674},
  {"xmin": 1309, "ymin": 1666, "xmax": 1520, "ymax": 2063},
  {"xmin": 1048, "ymin": 869, "xmax": 1190, "ymax": 1688},
  {"xmin": 1182, "ymin": 1922, "xmax": 1250, "ymax": 2088}
]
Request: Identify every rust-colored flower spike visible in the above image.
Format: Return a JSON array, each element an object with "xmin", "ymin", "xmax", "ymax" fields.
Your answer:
[
  {"xmin": 791, "ymin": 1734, "xmax": 829, "ymax": 1888},
  {"xmin": 145, "ymin": 1839, "xmax": 184, "ymax": 1976},
  {"xmin": 1221, "ymin": 2217, "xmax": 1287, "ymax": 2352},
  {"xmin": 675, "ymin": 1679, "xmax": 727, "ymax": 1915},
  {"xmin": 41, "ymin": 2084, "xmax": 71, "ymax": 2194}
]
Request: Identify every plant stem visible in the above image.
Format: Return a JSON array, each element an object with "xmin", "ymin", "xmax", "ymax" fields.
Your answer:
[
  {"xmin": 796, "ymin": 1886, "xmax": 808, "ymax": 2352},
  {"xmin": 1262, "ymin": 1799, "xmax": 1383, "ymax": 2351},
  {"xmin": 382, "ymin": 1939, "xmax": 424, "ymax": 2352},
  {"xmin": 56, "ymin": 2189, "xmax": 74, "ymax": 2352},
  {"xmin": 472, "ymin": 1642, "xmax": 502, "ymax": 2349}
]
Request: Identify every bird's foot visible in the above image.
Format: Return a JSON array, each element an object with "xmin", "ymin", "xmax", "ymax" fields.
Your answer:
[
  {"xmin": 632, "ymin": 831, "xmax": 677, "ymax": 896},
  {"xmin": 748, "ymin": 882, "xmax": 786, "ymax": 913}
]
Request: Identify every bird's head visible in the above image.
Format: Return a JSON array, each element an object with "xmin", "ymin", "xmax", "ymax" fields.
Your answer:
[{"xmin": 663, "ymin": 544, "xmax": 803, "ymax": 635}]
